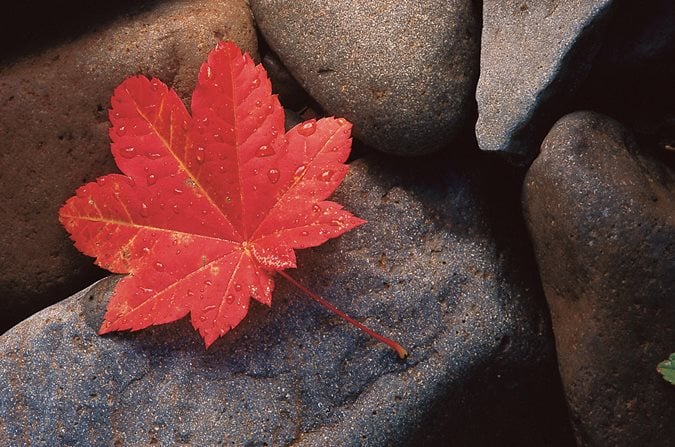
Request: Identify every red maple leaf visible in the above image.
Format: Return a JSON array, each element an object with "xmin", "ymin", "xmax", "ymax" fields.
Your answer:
[{"xmin": 59, "ymin": 41, "xmax": 406, "ymax": 356}]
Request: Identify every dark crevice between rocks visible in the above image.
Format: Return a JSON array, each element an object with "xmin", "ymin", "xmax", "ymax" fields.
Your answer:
[
  {"xmin": 568, "ymin": 0, "xmax": 675, "ymax": 172},
  {"xmin": 256, "ymin": 30, "xmax": 315, "ymax": 115},
  {"xmin": 0, "ymin": 255, "xmax": 108, "ymax": 336},
  {"xmin": 400, "ymin": 349, "xmax": 574, "ymax": 447},
  {"xmin": 0, "ymin": 1, "xmax": 164, "ymax": 65},
  {"xmin": 503, "ymin": 2, "xmax": 616, "ymax": 167}
]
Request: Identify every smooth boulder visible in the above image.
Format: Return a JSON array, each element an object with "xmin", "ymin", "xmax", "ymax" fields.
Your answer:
[
  {"xmin": 523, "ymin": 111, "xmax": 675, "ymax": 446},
  {"xmin": 0, "ymin": 151, "xmax": 573, "ymax": 446},
  {"xmin": 251, "ymin": 0, "xmax": 480, "ymax": 156}
]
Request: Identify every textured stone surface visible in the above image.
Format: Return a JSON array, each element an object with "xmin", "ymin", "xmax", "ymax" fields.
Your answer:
[
  {"xmin": 251, "ymin": 0, "xmax": 480, "ymax": 156},
  {"xmin": 476, "ymin": 0, "xmax": 613, "ymax": 162},
  {"xmin": 523, "ymin": 111, "xmax": 675, "ymax": 446},
  {"xmin": 0, "ymin": 151, "xmax": 573, "ymax": 446},
  {"xmin": 0, "ymin": 0, "xmax": 257, "ymax": 333}
]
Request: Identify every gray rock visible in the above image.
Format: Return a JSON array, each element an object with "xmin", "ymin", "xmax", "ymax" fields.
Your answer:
[
  {"xmin": 523, "ymin": 111, "xmax": 675, "ymax": 446},
  {"xmin": 250, "ymin": 0, "xmax": 480, "ymax": 156},
  {"xmin": 0, "ymin": 152, "xmax": 573, "ymax": 445},
  {"xmin": 0, "ymin": 0, "xmax": 257, "ymax": 333},
  {"xmin": 476, "ymin": 0, "xmax": 613, "ymax": 162}
]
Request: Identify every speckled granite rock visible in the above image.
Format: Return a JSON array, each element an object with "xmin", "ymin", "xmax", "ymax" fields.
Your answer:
[
  {"xmin": 250, "ymin": 0, "xmax": 480, "ymax": 156},
  {"xmin": 0, "ymin": 0, "xmax": 257, "ymax": 333},
  {"xmin": 0, "ymin": 152, "xmax": 573, "ymax": 446},
  {"xmin": 523, "ymin": 111, "xmax": 675, "ymax": 446},
  {"xmin": 476, "ymin": 0, "xmax": 613, "ymax": 162}
]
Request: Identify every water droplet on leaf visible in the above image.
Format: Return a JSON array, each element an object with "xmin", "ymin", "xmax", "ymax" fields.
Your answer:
[
  {"xmin": 139, "ymin": 203, "xmax": 149, "ymax": 217},
  {"xmin": 154, "ymin": 261, "xmax": 165, "ymax": 271},
  {"xmin": 294, "ymin": 165, "xmax": 306, "ymax": 177},
  {"xmin": 121, "ymin": 146, "xmax": 136, "ymax": 158},
  {"xmin": 195, "ymin": 146, "xmax": 206, "ymax": 163},
  {"xmin": 255, "ymin": 145, "xmax": 275, "ymax": 157},
  {"xmin": 267, "ymin": 168, "xmax": 280, "ymax": 184},
  {"xmin": 146, "ymin": 174, "xmax": 157, "ymax": 185},
  {"xmin": 297, "ymin": 121, "xmax": 316, "ymax": 136}
]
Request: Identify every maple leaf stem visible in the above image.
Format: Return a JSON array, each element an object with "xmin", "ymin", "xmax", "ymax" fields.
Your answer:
[{"xmin": 278, "ymin": 270, "xmax": 408, "ymax": 359}]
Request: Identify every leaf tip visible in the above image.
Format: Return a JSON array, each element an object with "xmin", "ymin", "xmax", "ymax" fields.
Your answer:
[
  {"xmin": 98, "ymin": 321, "xmax": 114, "ymax": 335},
  {"xmin": 202, "ymin": 332, "xmax": 220, "ymax": 350}
]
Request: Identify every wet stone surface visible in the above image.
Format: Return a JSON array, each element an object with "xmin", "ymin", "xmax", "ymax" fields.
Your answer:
[
  {"xmin": 523, "ymin": 111, "xmax": 675, "ymax": 446},
  {"xmin": 0, "ymin": 151, "xmax": 573, "ymax": 446}
]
